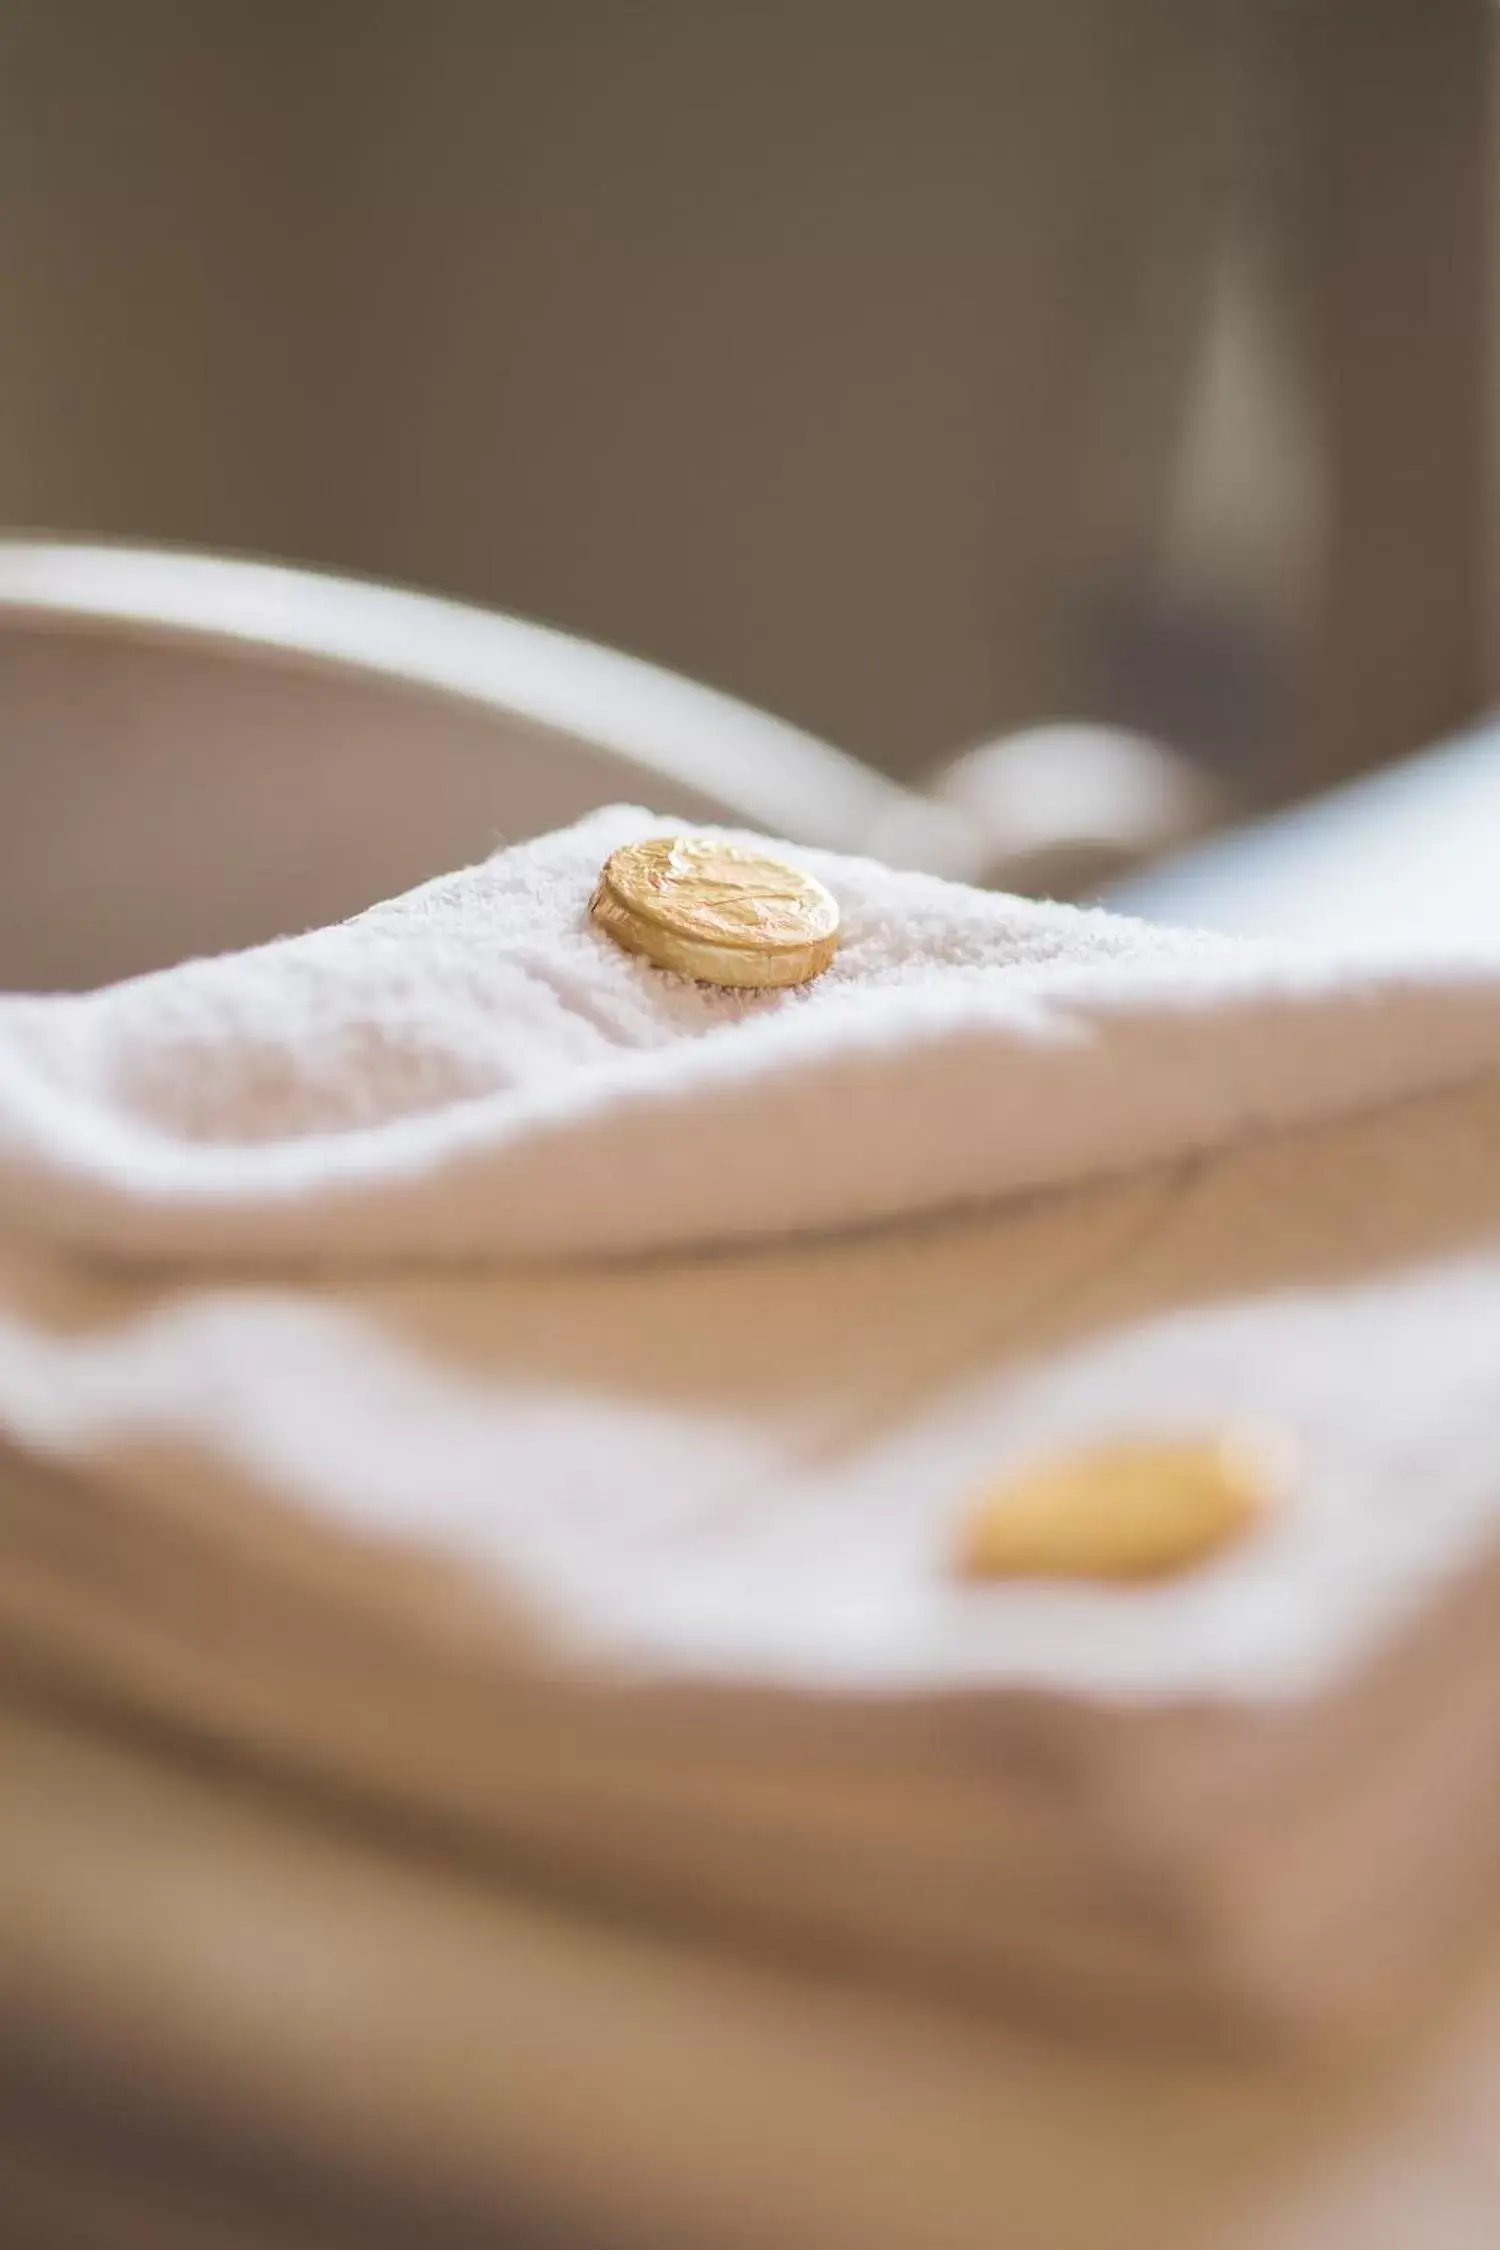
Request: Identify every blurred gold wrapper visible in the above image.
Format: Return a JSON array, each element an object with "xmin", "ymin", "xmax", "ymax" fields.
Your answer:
[{"xmin": 957, "ymin": 1431, "xmax": 1281, "ymax": 1582}]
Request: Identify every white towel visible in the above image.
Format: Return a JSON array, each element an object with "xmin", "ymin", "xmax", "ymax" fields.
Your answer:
[
  {"xmin": 5, "ymin": 801, "xmax": 1500, "ymax": 1268},
  {"xmin": 7, "ymin": 804, "xmax": 1500, "ymax": 2030}
]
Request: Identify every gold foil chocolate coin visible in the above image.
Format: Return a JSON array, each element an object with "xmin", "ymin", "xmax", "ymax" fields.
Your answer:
[
  {"xmin": 956, "ymin": 1432, "xmax": 1279, "ymax": 1583},
  {"xmin": 590, "ymin": 836, "xmax": 840, "ymax": 989}
]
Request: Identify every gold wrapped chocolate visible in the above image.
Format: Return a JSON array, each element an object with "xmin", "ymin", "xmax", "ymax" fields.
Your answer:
[
  {"xmin": 957, "ymin": 1432, "xmax": 1278, "ymax": 1583},
  {"xmin": 590, "ymin": 836, "xmax": 840, "ymax": 989}
]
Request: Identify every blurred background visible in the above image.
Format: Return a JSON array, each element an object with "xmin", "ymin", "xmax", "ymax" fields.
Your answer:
[{"xmin": 0, "ymin": 0, "xmax": 1491, "ymax": 810}]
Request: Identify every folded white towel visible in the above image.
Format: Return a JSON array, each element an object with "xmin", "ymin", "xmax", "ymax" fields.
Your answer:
[
  {"xmin": 4, "ymin": 803, "xmax": 1500, "ymax": 1268},
  {"xmin": 7, "ymin": 806, "xmax": 1500, "ymax": 2031}
]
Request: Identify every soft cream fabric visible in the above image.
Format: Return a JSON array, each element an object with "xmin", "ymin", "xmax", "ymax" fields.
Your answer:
[
  {"xmin": 7, "ymin": 807, "xmax": 1500, "ymax": 2028},
  {"xmin": 3, "ymin": 804, "xmax": 1500, "ymax": 1266}
]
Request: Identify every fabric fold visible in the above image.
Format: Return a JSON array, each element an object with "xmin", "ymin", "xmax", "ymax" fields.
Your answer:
[{"xmin": 3, "ymin": 806, "xmax": 1500, "ymax": 1268}]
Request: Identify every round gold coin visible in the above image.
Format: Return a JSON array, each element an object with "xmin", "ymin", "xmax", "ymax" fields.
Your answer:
[
  {"xmin": 956, "ymin": 1431, "xmax": 1282, "ymax": 1583},
  {"xmin": 590, "ymin": 836, "xmax": 840, "ymax": 989}
]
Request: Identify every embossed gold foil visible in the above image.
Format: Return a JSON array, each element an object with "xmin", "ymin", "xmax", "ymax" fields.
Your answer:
[
  {"xmin": 590, "ymin": 837, "xmax": 840, "ymax": 988},
  {"xmin": 957, "ymin": 1432, "xmax": 1278, "ymax": 1582}
]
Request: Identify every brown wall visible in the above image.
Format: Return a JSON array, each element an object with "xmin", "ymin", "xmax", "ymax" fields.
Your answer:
[
  {"xmin": 0, "ymin": 3, "xmax": 1486, "ymax": 790},
  {"xmin": 0, "ymin": 2, "xmax": 1224, "ymax": 778}
]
